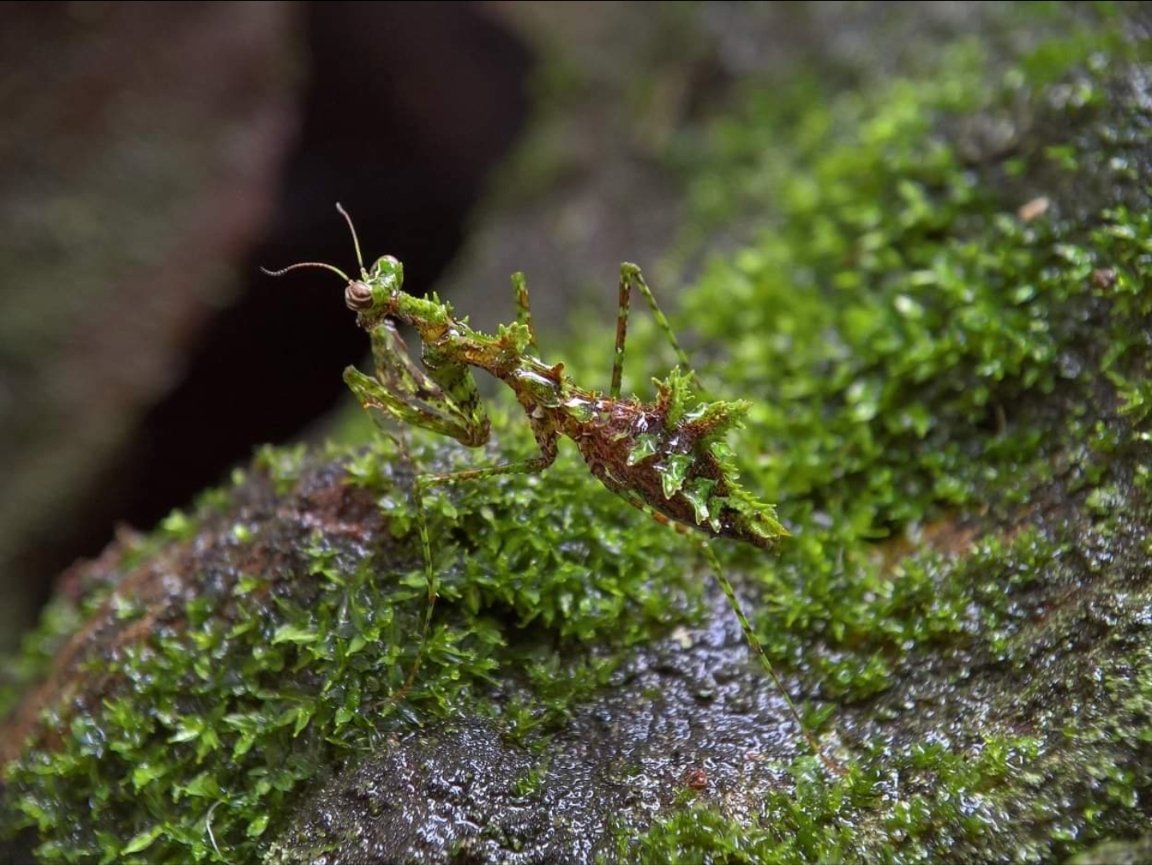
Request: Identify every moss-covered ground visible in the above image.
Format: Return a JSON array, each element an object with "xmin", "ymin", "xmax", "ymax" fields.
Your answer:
[{"xmin": 2, "ymin": 5, "xmax": 1151, "ymax": 864}]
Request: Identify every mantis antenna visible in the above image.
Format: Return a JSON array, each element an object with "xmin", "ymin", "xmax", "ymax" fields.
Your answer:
[
  {"xmin": 261, "ymin": 261, "xmax": 353, "ymax": 282},
  {"xmin": 260, "ymin": 204, "xmax": 366, "ymax": 283},
  {"xmin": 335, "ymin": 203, "xmax": 367, "ymax": 276}
]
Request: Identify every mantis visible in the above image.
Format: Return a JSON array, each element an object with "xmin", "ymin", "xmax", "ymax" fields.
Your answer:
[{"xmin": 265, "ymin": 205, "xmax": 838, "ymax": 771}]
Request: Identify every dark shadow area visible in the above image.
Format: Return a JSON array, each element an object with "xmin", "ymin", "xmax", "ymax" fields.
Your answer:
[{"xmin": 28, "ymin": 2, "xmax": 532, "ymax": 608}]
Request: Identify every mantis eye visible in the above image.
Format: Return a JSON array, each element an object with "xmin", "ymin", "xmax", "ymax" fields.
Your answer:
[{"xmin": 346, "ymin": 281, "xmax": 374, "ymax": 310}]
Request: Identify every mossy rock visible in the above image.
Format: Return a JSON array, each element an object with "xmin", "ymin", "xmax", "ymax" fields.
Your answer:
[{"xmin": 3, "ymin": 5, "xmax": 1152, "ymax": 864}]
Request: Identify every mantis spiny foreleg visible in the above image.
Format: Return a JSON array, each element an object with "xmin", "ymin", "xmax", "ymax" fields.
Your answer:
[{"xmin": 345, "ymin": 320, "xmax": 492, "ymax": 699}]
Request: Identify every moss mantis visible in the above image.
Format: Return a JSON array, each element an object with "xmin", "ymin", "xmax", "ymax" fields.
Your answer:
[{"xmin": 265, "ymin": 205, "xmax": 838, "ymax": 771}]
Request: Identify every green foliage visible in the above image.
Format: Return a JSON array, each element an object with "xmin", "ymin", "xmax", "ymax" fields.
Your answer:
[
  {"xmin": 3, "ymin": 423, "xmax": 705, "ymax": 864},
  {"xmin": 646, "ymin": 25, "xmax": 1152, "ymax": 707},
  {"xmin": 603, "ymin": 13, "xmax": 1152, "ymax": 864},
  {"xmin": 620, "ymin": 738, "xmax": 1042, "ymax": 864},
  {"xmin": 4, "ymin": 8, "xmax": 1152, "ymax": 865}
]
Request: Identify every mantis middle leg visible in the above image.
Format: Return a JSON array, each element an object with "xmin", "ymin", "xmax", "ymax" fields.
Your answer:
[{"xmin": 611, "ymin": 264, "xmax": 698, "ymax": 399}]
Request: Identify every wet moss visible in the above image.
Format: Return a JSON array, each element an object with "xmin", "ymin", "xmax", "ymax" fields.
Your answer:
[
  {"xmin": 3, "ymin": 5, "xmax": 1152, "ymax": 865},
  {"xmin": 614, "ymin": 11, "xmax": 1152, "ymax": 862},
  {"xmin": 1, "ymin": 422, "xmax": 711, "ymax": 862}
]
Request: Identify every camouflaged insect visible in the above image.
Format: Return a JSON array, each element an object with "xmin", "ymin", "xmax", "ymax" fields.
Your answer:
[
  {"xmin": 336, "ymin": 252, "xmax": 787, "ymax": 550},
  {"xmin": 265, "ymin": 206, "xmax": 841, "ymax": 773}
]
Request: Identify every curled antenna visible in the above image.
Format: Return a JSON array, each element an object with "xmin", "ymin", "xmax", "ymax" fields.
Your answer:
[
  {"xmin": 335, "ymin": 203, "xmax": 366, "ymax": 276},
  {"xmin": 260, "ymin": 261, "xmax": 352, "ymax": 282},
  {"xmin": 261, "ymin": 203, "xmax": 367, "ymax": 283}
]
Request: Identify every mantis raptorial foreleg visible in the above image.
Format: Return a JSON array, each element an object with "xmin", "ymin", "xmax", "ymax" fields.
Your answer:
[
  {"xmin": 343, "ymin": 320, "xmax": 490, "ymax": 448},
  {"xmin": 348, "ymin": 319, "xmax": 560, "ymax": 700},
  {"xmin": 344, "ymin": 320, "xmax": 492, "ymax": 698}
]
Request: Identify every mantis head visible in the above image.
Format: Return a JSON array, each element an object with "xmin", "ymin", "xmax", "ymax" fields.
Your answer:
[
  {"xmin": 344, "ymin": 255, "xmax": 404, "ymax": 318},
  {"xmin": 261, "ymin": 203, "xmax": 405, "ymax": 322}
]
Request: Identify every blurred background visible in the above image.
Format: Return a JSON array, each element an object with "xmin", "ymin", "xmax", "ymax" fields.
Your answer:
[
  {"xmin": 0, "ymin": 0, "xmax": 761, "ymax": 651},
  {"xmin": 0, "ymin": 2, "xmax": 535, "ymax": 649},
  {"xmin": 0, "ymin": 1, "xmax": 1075, "ymax": 650}
]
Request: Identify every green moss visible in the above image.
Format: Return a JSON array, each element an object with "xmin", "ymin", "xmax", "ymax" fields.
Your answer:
[
  {"xmin": 2, "ymin": 421, "xmax": 712, "ymax": 863},
  {"xmin": 4, "ymin": 6, "xmax": 1152, "ymax": 865},
  {"xmin": 623, "ymin": 17, "xmax": 1152, "ymax": 694},
  {"xmin": 604, "ymin": 10, "xmax": 1152, "ymax": 863},
  {"xmin": 252, "ymin": 444, "xmax": 309, "ymax": 496},
  {"xmin": 620, "ymin": 737, "xmax": 1045, "ymax": 863},
  {"xmin": 511, "ymin": 756, "xmax": 550, "ymax": 798}
]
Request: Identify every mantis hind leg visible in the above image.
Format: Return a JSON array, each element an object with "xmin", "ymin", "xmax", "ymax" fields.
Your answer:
[
  {"xmin": 611, "ymin": 264, "xmax": 698, "ymax": 399},
  {"xmin": 616, "ymin": 489, "xmax": 841, "ymax": 774}
]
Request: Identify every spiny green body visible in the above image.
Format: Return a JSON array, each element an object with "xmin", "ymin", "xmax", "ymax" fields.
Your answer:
[
  {"xmin": 343, "ymin": 254, "xmax": 787, "ymax": 547},
  {"xmin": 264, "ymin": 210, "xmax": 829, "ymax": 769}
]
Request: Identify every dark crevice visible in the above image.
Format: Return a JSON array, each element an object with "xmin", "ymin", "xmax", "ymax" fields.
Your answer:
[{"xmin": 32, "ymin": 2, "xmax": 532, "ymax": 606}]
